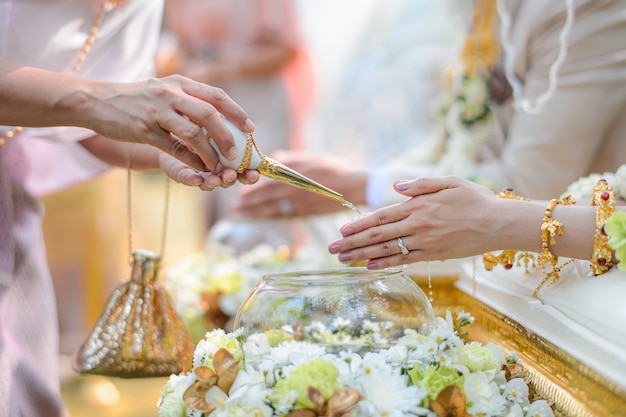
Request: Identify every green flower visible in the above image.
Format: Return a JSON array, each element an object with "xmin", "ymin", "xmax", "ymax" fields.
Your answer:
[
  {"xmin": 606, "ymin": 211, "xmax": 626, "ymax": 270},
  {"xmin": 408, "ymin": 364, "xmax": 464, "ymax": 403},
  {"xmin": 265, "ymin": 329, "xmax": 293, "ymax": 347},
  {"xmin": 456, "ymin": 342, "xmax": 499, "ymax": 380},
  {"xmin": 271, "ymin": 358, "xmax": 342, "ymax": 410}
]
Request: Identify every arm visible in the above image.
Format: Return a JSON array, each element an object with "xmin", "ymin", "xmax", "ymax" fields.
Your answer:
[
  {"xmin": 328, "ymin": 176, "xmax": 601, "ymax": 270},
  {"xmin": 0, "ymin": 61, "xmax": 255, "ymax": 173}
]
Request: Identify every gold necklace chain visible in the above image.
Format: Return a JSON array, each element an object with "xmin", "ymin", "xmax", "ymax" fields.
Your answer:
[
  {"xmin": 0, "ymin": 1, "xmax": 122, "ymax": 147},
  {"xmin": 126, "ymin": 146, "xmax": 171, "ymax": 267}
]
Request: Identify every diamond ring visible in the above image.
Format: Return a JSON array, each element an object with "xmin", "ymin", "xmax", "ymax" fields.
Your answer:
[
  {"xmin": 397, "ymin": 237, "xmax": 409, "ymax": 255},
  {"xmin": 279, "ymin": 198, "xmax": 294, "ymax": 217}
]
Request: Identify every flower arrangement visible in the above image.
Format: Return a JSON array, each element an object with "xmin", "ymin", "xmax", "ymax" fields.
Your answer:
[{"xmin": 158, "ymin": 311, "xmax": 554, "ymax": 417}]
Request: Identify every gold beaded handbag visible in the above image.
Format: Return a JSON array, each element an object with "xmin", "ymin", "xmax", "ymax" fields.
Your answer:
[{"xmin": 71, "ymin": 249, "xmax": 195, "ymax": 378}]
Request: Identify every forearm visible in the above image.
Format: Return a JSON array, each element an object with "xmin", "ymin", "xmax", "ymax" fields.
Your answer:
[
  {"xmin": 0, "ymin": 63, "xmax": 94, "ymax": 128},
  {"xmin": 496, "ymin": 199, "xmax": 596, "ymax": 259}
]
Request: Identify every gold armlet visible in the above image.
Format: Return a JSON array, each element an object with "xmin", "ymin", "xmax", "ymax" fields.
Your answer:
[{"xmin": 590, "ymin": 179, "xmax": 615, "ymax": 275}]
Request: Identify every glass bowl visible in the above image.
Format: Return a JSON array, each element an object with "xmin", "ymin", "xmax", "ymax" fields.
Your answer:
[{"xmin": 233, "ymin": 267, "xmax": 435, "ymax": 355}]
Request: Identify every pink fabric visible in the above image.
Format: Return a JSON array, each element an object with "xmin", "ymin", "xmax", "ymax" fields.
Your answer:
[{"xmin": 0, "ymin": 140, "xmax": 66, "ymax": 416}]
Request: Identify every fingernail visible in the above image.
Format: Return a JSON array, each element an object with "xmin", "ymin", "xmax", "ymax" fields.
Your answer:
[
  {"xmin": 338, "ymin": 252, "xmax": 352, "ymax": 263},
  {"xmin": 341, "ymin": 227, "xmax": 354, "ymax": 237},
  {"xmin": 328, "ymin": 244, "xmax": 341, "ymax": 254},
  {"xmin": 215, "ymin": 163, "xmax": 223, "ymax": 173},
  {"xmin": 244, "ymin": 118, "xmax": 255, "ymax": 132},
  {"xmin": 395, "ymin": 182, "xmax": 409, "ymax": 191},
  {"xmin": 226, "ymin": 146, "xmax": 237, "ymax": 160},
  {"xmin": 367, "ymin": 261, "xmax": 379, "ymax": 270}
]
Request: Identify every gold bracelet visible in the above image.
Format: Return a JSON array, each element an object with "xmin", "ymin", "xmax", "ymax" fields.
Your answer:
[
  {"xmin": 590, "ymin": 179, "xmax": 615, "ymax": 275},
  {"xmin": 534, "ymin": 196, "xmax": 575, "ymax": 297}
]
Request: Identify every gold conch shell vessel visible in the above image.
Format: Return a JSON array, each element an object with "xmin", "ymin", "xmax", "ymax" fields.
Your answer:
[{"xmin": 211, "ymin": 119, "xmax": 347, "ymax": 205}]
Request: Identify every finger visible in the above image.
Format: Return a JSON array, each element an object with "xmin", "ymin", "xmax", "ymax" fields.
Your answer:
[
  {"xmin": 150, "ymin": 131, "xmax": 208, "ymax": 171},
  {"xmin": 238, "ymin": 170, "xmax": 260, "ymax": 185},
  {"xmin": 170, "ymin": 168, "xmax": 204, "ymax": 186},
  {"xmin": 237, "ymin": 180, "xmax": 292, "ymax": 209},
  {"xmin": 219, "ymin": 168, "xmax": 237, "ymax": 187},
  {"xmin": 339, "ymin": 204, "xmax": 409, "ymax": 238},
  {"xmin": 181, "ymin": 83, "xmax": 255, "ymax": 161},
  {"xmin": 183, "ymin": 82, "xmax": 254, "ymax": 134},
  {"xmin": 158, "ymin": 152, "xmax": 204, "ymax": 185},
  {"xmin": 163, "ymin": 101, "xmax": 226, "ymax": 171},
  {"xmin": 235, "ymin": 192, "xmax": 291, "ymax": 219},
  {"xmin": 335, "ymin": 236, "xmax": 414, "ymax": 263},
  {"xmin": 198, "ymin": 172, "xmax": 220, "ymax": 190},
  {"xmin": 393, "ymin": 176, "xmax": 462, "ymax": 197},
  {"xmin": 365, "ymin": 252, "xmax": 424, "ymax": 270},
  {"xmin": 236, "ymin": 201, "xmax": 282, "ymax": 219}
]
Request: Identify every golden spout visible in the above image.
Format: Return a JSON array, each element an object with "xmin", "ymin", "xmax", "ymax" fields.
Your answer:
[{"xmin": 258, "ymin": 154, "xmax": 346, "ymax": 204}]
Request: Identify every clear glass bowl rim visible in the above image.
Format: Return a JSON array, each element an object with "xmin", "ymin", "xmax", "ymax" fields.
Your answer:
[{"xmin": 257, "ymin": 266, "xmax": 406, "ymax": 286}]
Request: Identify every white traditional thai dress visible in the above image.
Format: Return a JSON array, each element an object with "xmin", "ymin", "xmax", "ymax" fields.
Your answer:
[{"xmin": 0, "ymin": 0, "xmax": 163, "ymax": 414}]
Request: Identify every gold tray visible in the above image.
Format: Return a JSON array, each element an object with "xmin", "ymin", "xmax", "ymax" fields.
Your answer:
[{"xmin": 412, "ymin": 275, "xmax": 626, "ymax": 417}]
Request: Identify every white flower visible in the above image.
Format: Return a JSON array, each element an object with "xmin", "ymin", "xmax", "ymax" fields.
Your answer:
[
  {"xmin": 158, "ymin": 373, "xmax": 194, "ymax": 417},
  {"xmin": 356, "ymin": 366, "xmax": 428, "ymax": 417},
  {"xmin": 502, "ymin": 378, "xmax": 530, "ymax": 407},
  {"xmin": 464, "ymin": 372, "xmax": 507, "ymax": 416},
  {"xmin": 268, "ymin": 340, "xmax": 327, "ymax": 368},
  {"xmin": 524, "ymin": 400, "xmax": 555, "ymax": 417},
  {"xmin": 456, "ymin": 311, "xmax": 475, "ymax": 326},
  {"xmin": 561, "ymin": 164, "xmax": 626, "ymax": 202}
]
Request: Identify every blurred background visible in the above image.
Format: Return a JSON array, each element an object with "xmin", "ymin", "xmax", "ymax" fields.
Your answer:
[{"xmin": 51, "ymin": 0, "xmax": 468, "ymax": 414}]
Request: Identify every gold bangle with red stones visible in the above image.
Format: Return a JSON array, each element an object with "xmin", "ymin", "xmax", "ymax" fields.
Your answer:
[{"xmin": 590, "ymin": 179, "xmax": 615, "ymax": 275}]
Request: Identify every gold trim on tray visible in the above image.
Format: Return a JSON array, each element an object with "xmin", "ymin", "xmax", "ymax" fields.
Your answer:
[{"xmin": 411, "ymin": 275, "xmax": 626, "ymax": 417}]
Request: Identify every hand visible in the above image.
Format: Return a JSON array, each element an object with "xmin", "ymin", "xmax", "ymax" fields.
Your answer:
[
  {"xmin": 235, "ymin": 150, "xmax": 368, "ymax": 218},
  {"xmin": 159, "ymin": 152, "xmax": 260, "ymax": 190},
  {"xmin": 85, "ymin": 74, "xmax": 255, "ymax": 173},
  {"xmin": 327, "ymin": 176, "xmax": 509, "ymax": 269}
]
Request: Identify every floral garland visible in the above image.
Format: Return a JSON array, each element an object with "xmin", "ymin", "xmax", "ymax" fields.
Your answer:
[
  {"xmin": 158, "ymin": 312, "xmax": 555, "ymax": 417},
  {"xmin": 415, "ymin": 0, "xmax": 499, "ymax": 180}
]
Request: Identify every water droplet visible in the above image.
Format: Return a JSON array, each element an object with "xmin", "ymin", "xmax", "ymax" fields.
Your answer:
[
  {"xmin": 343, "ymin": 200, "xmax": 362, "ymax": 216},
  {"xmin": 427, "ymin": 261, "xmax": 434, "ymax": 303}
]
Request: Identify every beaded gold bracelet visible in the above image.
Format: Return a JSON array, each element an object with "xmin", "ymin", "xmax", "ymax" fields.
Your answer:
[
  {"xmin": 533, "ymin": 196, "xmax": 575, "ymax": 297},
  {"xmin": 590, "ymin": 179, "xmax": 615, "ymax": 275}
]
